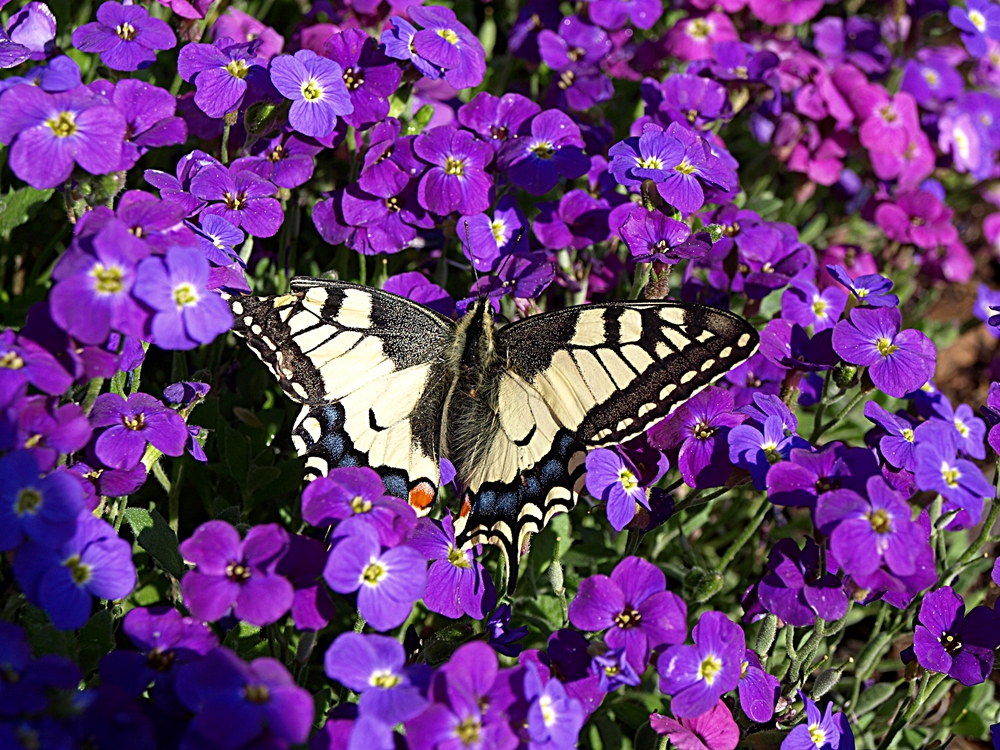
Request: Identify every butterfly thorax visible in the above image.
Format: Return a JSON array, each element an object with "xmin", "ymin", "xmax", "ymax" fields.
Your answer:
[{"xmin": 442, "ymin": 299, "xmax": 502, "ymax": 483}]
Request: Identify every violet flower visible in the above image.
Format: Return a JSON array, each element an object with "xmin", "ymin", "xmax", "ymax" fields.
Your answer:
[
  {"xmin": 739, "ymin": 650, "xmax": 779, "ymax": 723},
  {"xmin": 0, "ymin": 449, "xmax": 83, "ymax": 552},
  {"xmin": 190, "ymin": 164, "xmax": 284, "ymax": 237},
  {"xmin": 90, "ymin": 392, "xmax": 187, "ymax": 470},
  {"xmin": 912, "ymin": 587, "xmax": 1000, "ymax": 686},
  {"xmin": 781, "ymin": 278, "xmax": 848, "ymax": 332},
  {"xmin": 949, "ymin": 0, "xmax": 1000, "ymax": 57},
  {"xmin": 533, "ymin": 190, "xmax": 610, "ymax": 250},
  {"xmin": 72, "ymin": 1, "xmax": 175, "ymax": 72},
  {"xmin": 410, "ymin": 515, "xmax": 496, "ymax": 620},
  {"xmin": 177, "ymin": 37, "xmax": 268, "ymax": 119},
  {"xmin": 568, "ymin": 556, "xmax": 687, "ymax": 671},
  {"xmin": 458, "ymin": 91, "xmax": 540, "ymax": 151},
  {"xmin": 407, "ymin": 5, "xmax": 486, "ymax": 90},
  {"xmin": 324, "ymin": 28, "xmax": 402, "ymax": 130},
  {"xmin": 618, "ymin": 206, "xmax": 711, "ymax": 264},
  {"xmin": 498, "ymin": 109, "xmax": 589, "ymax": 195},
  {"xmin": 269, "ymin": 49, "xmax": 353, "ymax": 138},
  {"xmin": 414, "ymin": 126, "xmax": 493, "ymax": 216},
  {"xmin": 5, "ymin": 1, "xmax": 56, "ymax": 60},
  {"xmin": 913, "ymin": 429, "xmax": 992, "ymax": 527},
  {"xmin": 781, "ymin": 694, "xmax": 852, "ymax": 750},
  {"xmin": 657, "ymin": 611, "xmax": 744, "ymax": 718},
  {"xmin": 826, "ymin": 265, "xmax": 899, "ymax": 307},
  {"xmin": 179, "ymin": 520, "xmax": 294, "ymax": 626},
  {"xmin": 585, "ymin": 447, "xmax": 650, "ymax": 531},
  {"xmin": 588, "ymin": 0, "xmax": 663, "ymax": 30},
  {"xmin": 752, "ymin": 538, "xmax": 848, "ymax": 627}
]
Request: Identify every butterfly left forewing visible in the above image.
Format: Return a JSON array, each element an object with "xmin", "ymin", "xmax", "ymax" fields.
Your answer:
[{"xmin": 229, "ymin": 278, "xmax": 456, "ymax": 511}]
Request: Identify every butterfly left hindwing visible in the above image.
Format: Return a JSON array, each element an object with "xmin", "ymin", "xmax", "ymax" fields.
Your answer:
[
  {"xmin": 229, "ymin": 278, "xmax": 455, "ymax": 508},
  {"xmin": 452, "ymin": 301, "xmax": 759, "ymax": 582}
]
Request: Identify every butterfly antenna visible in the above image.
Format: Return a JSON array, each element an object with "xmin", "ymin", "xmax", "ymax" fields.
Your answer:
[{"xmin": 463, "ymin": 219, "xmax": 481, "ymax": 294}]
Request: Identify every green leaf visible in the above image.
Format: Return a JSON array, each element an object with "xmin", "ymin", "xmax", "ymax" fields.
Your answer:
[
  {"xmin": 854, "ymin": 681, "xmax": 898, "ymax": 716},
  {"xmin": 0, "ymin": 186, "xmax": 55, "ymax": 239},
  {"xmin": 223, "ymin": 621, "xmax": 262, "ymax": 655},
  {"xmin": 123, "ymin": 508, "xmax": 184, "ymax": 579},
  {"xmin": 20, "ymin": 604, "xmax": 76, "ymax": 659},
  {"xmin": 78, "ymin": 609, "xmax": 114, "ymax": 675}
]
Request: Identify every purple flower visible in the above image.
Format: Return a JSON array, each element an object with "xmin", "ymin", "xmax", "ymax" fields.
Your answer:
[
  {"xmin": 816, "ymin": 476, "xmax": 925, "ymax": 580},
  {"xmin": 324, "ymin": 29, "xmax": 402, "ymax": 130},
  {"xmin": 177, "ymin": 37, "xmax": 268, "ymax": 119},
  {"xmin": 524, "ymin": 661, "xmax": 586, "ymax": 748},
  {"xmin": 176, "ymin": 648, "xmax": 314, "ymax": 749},
  {"xmin": 764, "ymin": 442, "xmax": 876, "ymax": 509},
  {"xmin": 921, "ymin": 394, "xmax": 987, "ymax": 459},
  {"xmin": 381, "ymin": 16, "xmax": 446, "ymax": 81},
  {"xmin": 144, "ymin": 149, "xmax": 221, "ymax": 216},
  {"xmin": 588, "ymin": 0, "xmax": 663, "ymax": 29},
  {"xmin": 729, "ymin": 415, "xmax": 809, "ymax": 490},
  {"xmin": 179, "ymin": 520, "xmax": 294, "ymax": 626},
  {"xmin": 325, "ymin": 633, "xmax": 428, "ymax": 727},
  {"xmin": 414, "ymin": 126, "xmax": 493, "ymax": 216},
  {"xmin": 134, "ymin": 246, "xmax": 234, "ymax": 350},
  {"xmin": 323, "ymin": 523, "xmax": 426, "ymax": 631},
  {"xmin": 0, "ymin": 449, "xmax": 83, "ymax": 551},
  {"xmin": 210, "ymin": 7, "xmax": 284, "ymax": 61},
  {"xmin": 913, "ymin": 429, "xmax": 992, "ymax": 527},
  {"xmin": 0, "ymin": 85, "xmax": 125, "ymax": 189},
  {"xmin": 99, "ymin": 606, "xmax": 217, "ymax": 698},
  {"xmin": 657, "ymin": 611, "xmax": 743, "ymax": 718},
  {"xmin": 0, "ymin": 330, "xmax": 72, "ymax": 397},
  {"xmin": 591, "ymin": 647, "xmax": 641, "ymax": 692},
  {"xmin": 781, "ymin": 278, "xmax": 848, "ymax": 332},
  {"xmin": 72, "ymin": 2, "xmax": 175, "ymax": 72},
  {"xmin": 498, "ymin": 109, "xmax": 589, "ymax": 195},
  {"xmin": 569, "ymin": 556, "xmax": 687, "ymax": 671},
  {"xmin": 269, "ymin": 50, "xmax": 353, "ymax": 138},
  {"xmin": 618, "ymin": 206, "xmax": 711, "ymax": 264},
  {"xmin": 813, "ymin": 15, "xmax": 891, "ymax": 73},
  {"xmin": 192, "ymin": 213, "xmax": 244, "ymax": 267},
  {"xmin": 739, "ymin": 650, "xmax": 779, "ymax": 724},
  {"xmin": 6, "ymin": 2, "xmax": 56, "ymax": 60},
  {"xmin": 0, "ymin": 28, "xmax": 32, "ymax": 69},
  {"xmin": 538, "ymin": 16, "xmax": 611, "ymax": 69},
  {"xmin": 340, "ymin": 183, "xmax": 433, "ymax": 255},
  {"xmin": 864, "ymin": 402, "xmax": 919, "ymax": 471},
  {"xmin": 901, "ymin": 54, "xmax": 964, "ymax": 108},
  {"xmin": 13, "ymin": 510, "xmax": 136, "ymax": 630},
  {"xmin": 826, "ymin": 264, "xmax": 899, "ymax": 307},
  {"xmin": 832, "ymin": 307, "xmax": 936, "ymax": 399},
  {"xmin": 410, "ymin": 515, "xmax": 496, "ymax": 620},
  {"xmin": 486, "ymin": 604, "xmax": 529, "ymax": 657},
  {"xmin": 357, "ymin": 119, "xmax": 424, "ymax": 198},
  {"xmin": 383, "ymin": 272, "xmax": 455, "ymax": 318},
  {"xmin": 781, "ymin": 694, "xmax": 847, "ymax": 750},
  {"xmin": 650, "ymin": 700, "xmax": 740, "ymax": 750},
  {"xmin": 458, "ymin": 91, "xmax": 540, "ymax": 150},
  {"xmin": 983, "ymin": 381, "xmax": 1000, "ymax": 456},
  {"xmin": 190, "ymin": 164, "xmax": 283, "ymax": 237},
  {"xmin": 949, "ymin": 0, "xmax": 1000, "ymax": 57},
  {"xmin": 457, "ymin": 198, "xmax": 529, "ymax": 272},
  {"xmin": 585, "ymin": 448, "xmax": 650, "ymax": 531},
  {"xmin": 912, "ymin": 587, "xmax": 1000, "ymax": 685},
  {"xmin": 90, "ymin": 392, "xmax": 187, "ymax": 470},
  {"xmin": 105, "ymin": 80, "xmax": 187, "ymax": 171},
  {"xmin": 649, "ymin": 386, "xmax": 744, "ymax": 489},
  {"xmin": 753, "ymin": 538, "xmax": 848, "ymax": 627},
  {"xmin": 533, "ymin": 189, "xmax": 610, "ymax": 250},
  {"xmin": 407, "ymin": 5, "xmax": 486, "ymax": 90}
]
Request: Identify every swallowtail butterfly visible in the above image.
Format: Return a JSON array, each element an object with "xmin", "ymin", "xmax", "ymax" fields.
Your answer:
[{"xmin": 228, "ymin": 278, "xmax": 758, "ymax": 592}]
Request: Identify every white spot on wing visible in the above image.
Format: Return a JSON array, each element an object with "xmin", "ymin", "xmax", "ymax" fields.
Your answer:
[
  {"xmin": 659, "ymin": 307, "xmax": 685, "ymax": 325},
  {"xmin": 568, "ymin": 308, "xmax": 607, "ymax": 347},
  {"xmin": 618, "ymin": 308, "xmax": 643, "ymax": 343},
  {"xmin": 335, "ymin": 289, "xmax": 374, "ymax": 329}
]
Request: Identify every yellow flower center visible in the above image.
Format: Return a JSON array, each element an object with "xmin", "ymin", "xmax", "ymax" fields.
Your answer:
[
  {"xmin": 941, "ymin": 462, "xmax": 960, "ymax": 488},
  {"xmin": 954, "ymin": 418, "xmax": 969, "ymax": 438},
  {"xmin": 812, "ymin": 297, "xmax": 828, "ymax": 318},
  {"xmin": 123, "ymin": 413, "xmax": 145, "ymax": 431},
  {"xmin": 226, "ymin": 59, "xmax": 250, "ymax": 79},
  {"xmin": 268, "ymin": 144, "xmax": 284, "ymax": 162},
  {"xmin": 226, "ymin": 562, "xmax": 251, "ymax": 582},
  {"xmin": 876, "ymin": 337, "xmax": 898, "ymax": 357},
  {"xmin": 637, "ymin": 155, "xmax": 664, "ymax": 170},
  {"xmin": 342, "ymin": 67, "xmax": 364, "ymax": 90},
  {"xmin": 437, "ymin": 28, "xmax": 460, "ymax": 44},
  {"xmin": 693, "ymin": 421, "xmax": 715, "ymax": 440},
  {"xmin": 16, "ymin": 488, "xmax": 42, "ymax": 516},
  {"xmin": 922, "ymin": 69, "xmax": 939, "ymax": 86},
  {"xmin": 444, "ymin": 156, "xmax": 465, "ymax": 176},
  {"xmin": 614, "ymin": 607, "xmax": 642, "ymax": 629},
  {"xmin": 809, "ymin": 725, "xmax": 827, "ymax": 746},
  {"xmin": 688, "ymin": 18, "xmax": 712, "ymax": 40},
  {"xmin": 867, "ymin": 508, "xmax": 891, "ymax": 534},
  {"xmin": 92, "ymin": 263, "xmax": 124, "ymax": 294},
  {"xmin": 370, "ymin": 670, "xmax": 401, "ymax": 688},
  {"xmin": 529, "ymin": 140, "xmax": 555, "ymax": 159},
  {"xmin": 557, "ymin": 70, "xmax": 575, "ymax": 89},
  {"xmin": 362, "ymin": 560, "xmax": 387, "ymax": 586},
  {"xmin": 301, "ymin": 79, "xmax": 323, "ymax": 101},
  {"xmin": 64, "ymin": 554, "xmax": 92, "ymax": 586},
  {"xmin": 224, "ymin": 191, "xmax": 247, "ymax": 210},
  {"xmin": 174, "ymin": 283, "xmax": 199, "ymax": 309},
  {"xmin": 697, "ymin": 654, "xmax": 723, "ymax": 685},
  {"xmin": 350, "ymin": 495, "xmax": 372, "ymax": 514},
  {"xmin": 539, "ymin": 694, "xmax": 556, "ymax": 726},
  {"xmin": 902, "ymin": 428, "xmax": 914, "ymax": 442},
  {"xmin": 1, "ymin": 351, "xmax": 25, "ymax": 370},
  {"xmin": 491, "ymin": 219, "xmax": 507, "ymax": 244},
  {"xmin": 244, "ymin": 684, "xmax": 270, "ymax": 703},
  {"xmin": 456, "ymin": 717, "xmax": 483, "ymax": 744},
  {"xmin": 47, "ymin": 111, "xmax": 77, "ymax": 138},
  {"xmin": 763, "ymin": 443, "xmax": 782, "ymax": 464},
  {"xmin": 116, "ymin": 22, "xmax": 137, "ymax": 41},
  {"xmin": 447, "ymin": 545, "xmax": 472, "ymax": 570},
  {"xmin": 618, "ymin": 468, "xmax": 638, "ymax": 491},
  {"xmin": 970, "ymin": 9, "xmax": 987, "ymax": 31},
  {"xmin": 674, "ymin": 159, "xmax": 696, "ymax": 175},
  {"xmin": 734, "ymin": 65, "xmax": 748, "ymax": 79}
]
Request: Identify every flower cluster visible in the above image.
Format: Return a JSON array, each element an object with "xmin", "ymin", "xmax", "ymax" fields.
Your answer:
[{"xmin": 4, "ymin": 0, "xmax": 1000, "ymax": 749}]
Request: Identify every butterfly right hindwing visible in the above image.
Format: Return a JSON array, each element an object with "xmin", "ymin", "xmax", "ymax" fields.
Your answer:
[{"xmin": 229, "ymin": 278, "xmax": 455, "ymax": 509}]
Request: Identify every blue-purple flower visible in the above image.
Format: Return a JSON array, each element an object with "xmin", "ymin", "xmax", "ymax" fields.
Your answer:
[
  {"xmin": 72, "ymin": 1, "xmax": 175, "ymax": 72},
  {"xmin": 269, "ymin": 50, "xmax": 353, "ymax": 138},
  {"xmin": 90, "ymin": 392, "xmax": 187, "ymax": 470},
  {"xmin": 414, "ymin": 126, "xmax": 493, "ymax": 216},
  {"xmin": 410, "ymin": 515, "xmax": 496, "ymax": 620},
  {"xmin": 177, "ymin": 37, "xmax": 268, "ymax": 119},
  {"xmin": 190, "ymin": 164, "xmax": 284, "ymax": 237},
  {"xmin": 0, "ymin": 449, "xmax": 83, "ymax": 551},
  {"xmin": 911, "ymin": 587, "xmax": 1000, "ymax": 686},
  {"xmin": 498, "ymin": 109, "xmax": 590, "ymax": 195}
]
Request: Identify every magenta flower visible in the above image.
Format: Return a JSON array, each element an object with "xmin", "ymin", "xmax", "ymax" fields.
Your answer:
[
  {"xmin": 410, "ymin": 515, "xmax": 496, "ymax": 620},
  {"xmin": 874, "ymin": 191, "xmax": 959, "ymax": 250},
  {"xmin": 651, "ymin": 700, "xmax": 740, "ymax": 750},
  {"xmin": 588, "ymin": 0, "xmax": 663, "ymax": 29},
  {"xmin": 657, "ymin": 611, "xmax": 744, "ymax": 718},
  {"xmin": 90, "ymin": 393, "xmax": 187, "ymax": 470},
  {"xmin": 177, "ymin": 38, "xmax": 267, "ymax": 119},
  {"xmin": 498, "ymin": 109, "xmax": 589, "ymax": 195},
  {"xmin": 190, "ymin": 164, "xmax": 284, "ymax": 237},
  {"xmin": 13, "ymin": 510, "xmax": 136, "ymax": 630},
  {"xmin": 911, "ymin": 587, "xmax": 1000, "ymax": 686},
  {"xmin": 269, "ymin": 50, "xmax": 353, "ymax": 138},
  {"xmin": 134, "ymin": 246, "xmax": 234, "ymax": 350},
  {"xmin": 179, "ymin": 520, "xmax": 294, "ymax": 626},
  {"xmin": 664, "ymin": 13, "xmax": 738, "ymax": 62},
  {"xmin": 0, "ymin": 85, "xmax": 125, "ymax": 189},
  {"xmin": 569, "ymin": 556, "xmax": 687, "ymax": 671},
  {"xmin": 748, "ymin": 0, "xmax": 823, "ymax": 25},
  {"xmin": 72, "ymin": 1, "xmax": 175, "ymax": 72},
  {"xmin": 210, "ymin": 7, "xmax": 284, "ymax": 61},
  {"xmin": 176, "ymin": 648, "xmax": 314, "ymax": 749},
  {"xmin": 414, "ymin": 126, "xmax": 493, "ymax": 216},
  {"xmin": 323, "ymin": 523, "xmax": 426, "ymax": 631},
  {"xmin": 831, "ymin": 307, "xmax": 936, "ymax": 398}
]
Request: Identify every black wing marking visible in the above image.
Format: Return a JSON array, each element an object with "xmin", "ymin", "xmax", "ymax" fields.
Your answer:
[{"xmin": 228, "ymin": 277, "xmax": 456, "ymax": 512}]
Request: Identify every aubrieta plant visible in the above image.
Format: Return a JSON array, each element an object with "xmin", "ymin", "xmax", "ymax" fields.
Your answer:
[{"xmin": 5, "ymin": 0, "xmax": 1000, "ymax": 749}]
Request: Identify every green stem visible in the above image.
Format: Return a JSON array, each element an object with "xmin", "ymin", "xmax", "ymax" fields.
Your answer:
[
  {"xmin": 875, "ymin": 673, "xmax": 947, "ymax": 750},
  {"xmin": 715, "ymin": 499, "xmax": 769, "ymax": 572},
  {"xmin": 82, "ymin": 378, "xmax": 104, "ymax": 415},
  {"xmin": 814, "ymin": 388, "xmax": 867, "ymax": 439},
  {"xmin": 169, "ymin": 462, "xmax": 184, "ymax": 535},
  {"xmin": 220, "ymin": 122, "xmax": 231, "ymax": 165},
  {"xmin": 808, "ymin": 370, "xmax": 834, "ymax": 442},
  {"xmin": 672, "ymin": 486, "xmax": 731, "ymax": 514},
  {"xmin": 629, "ymin": 262, "xmax": 650, "ymax": 300}
]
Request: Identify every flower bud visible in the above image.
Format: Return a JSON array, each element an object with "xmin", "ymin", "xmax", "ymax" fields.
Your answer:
[
  {"xmin": 755, "ymin": 614, "xmax": 778, "ymax": 657},
  {"xmin": 811, "ymin": 667, "xmax": 842, "ymax": 699},
  {"xmin": 834, "ymin": 362, "xmax": 860, "ymax": 389},
  {"xmin": 245, "ymin": 102, "xmax": 279, "ymax": 136},
  {"xmin": 685, "ymin": 569, "xmax": 723, "ymax": 603}
]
